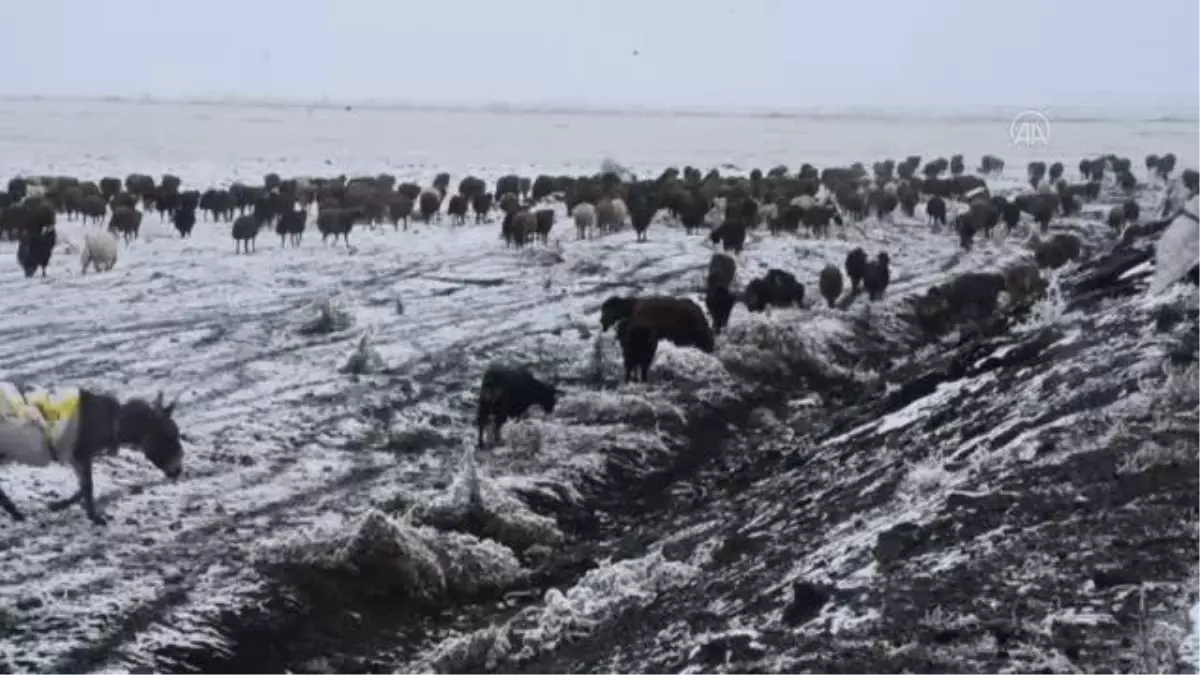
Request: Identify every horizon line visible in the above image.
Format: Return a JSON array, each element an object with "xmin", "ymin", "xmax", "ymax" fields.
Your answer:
[{"xmin": 0, "ymin": 93, "xmax": 1196, "ymax": 123}]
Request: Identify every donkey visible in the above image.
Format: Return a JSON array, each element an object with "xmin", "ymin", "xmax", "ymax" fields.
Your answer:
[{"xmin": 0, "ymin": 386, "xmax": 184, "ymax": 525}]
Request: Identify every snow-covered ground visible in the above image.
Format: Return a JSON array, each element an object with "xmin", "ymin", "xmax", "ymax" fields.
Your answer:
[{"xmin": 0, "ymin": 99, "xmax": 1195, "ymax": 673}]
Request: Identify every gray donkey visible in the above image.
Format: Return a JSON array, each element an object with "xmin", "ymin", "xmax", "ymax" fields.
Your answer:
[{"xmin": 0, "ymin": 386, "xmax": 184, "ymax": 525}]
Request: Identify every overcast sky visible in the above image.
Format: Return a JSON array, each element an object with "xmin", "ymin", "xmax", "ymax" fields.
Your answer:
[{"xmin": 3, "ymin": 0, "xmax": 1196, "ymax": 111}]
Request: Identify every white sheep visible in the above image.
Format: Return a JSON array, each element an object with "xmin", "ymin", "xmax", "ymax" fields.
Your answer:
[
  {"xmin": 572, "ymin": 202, "xmax": 596, "ymax": 240},
  {"xmin": 80, "ymin": 230, "xmax": 119, "ymax": 274}
]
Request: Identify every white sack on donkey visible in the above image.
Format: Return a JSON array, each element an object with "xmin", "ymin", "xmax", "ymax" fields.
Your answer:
[{"xmin": 0, "ymin": 384, "xmax": 184, "ymax": 525}]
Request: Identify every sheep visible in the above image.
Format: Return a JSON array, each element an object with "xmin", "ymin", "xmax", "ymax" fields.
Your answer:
[
  {"xmin": 599, "ymin": 295, "xmax": 715, "ymax": 354},
  {"xmin": 926, "ymin": 196, "xmax": 947, "ymax": 227},
  {"xmin": 475, "ymin": 365, "xmax": 558, "ymax": 447},
  {"xmin": 1002, "ymin": 262, "xmax": 1046, "ymax": 308},
  {"xmin": 596, "ymin": 197, "xmax": 627, "ymax": 235},
  {"xmin": 914, "ymin": 272, "xmax": 1007, "ymax": 335},
  {"xmin": 709, "ymin": 218, "xmax": 747, "ymax": 254},
  {"xmin": 1032, "ymin": 233, "xmax": 1082, "ymax": 270},
  {"xmin": 80, "ymin": 230, "xmax": 119, "ymax": 274},
  {"xmin": 745, "ymin": 269, "xmax": 805, "ymax": 313},
  {"xmin": 534, "ymin": 208, "xmax": 554, "ymax": 244},
  {"xmin": 471, "ymin": 192, "xmax": 493, "ymax": 224},
  {"xmin": 388, "ymin": 194, "xmax": 414, "ymax": 230},
  {"xmin": 107, "ymin": 206, "xmax": 142, "ymax": 245},
  {"xmin": 862, "ymin": 252, "xmax": 891, "ymax": 301},
  {"xmin": 317, "ymin": 208, "xmax": 357, "ymax": 246},
  {"xmin": 418, "ymin": 190, "xmax": 441, "ymax": 222},
  {"xmin": 447, "ymin": 195, "xmax": 468, "ymax": 225},
  {"xmin": 231, "ymin": 215, "xmax": 261, "ymax": 254},
  {"xmin": 818, "ymin": 265, "xmax": 844, "ymax": 308},
  {"xmin": 706, "ymin": 253, "xmax": 736, "ymax": 290},
  {"xmin": 572, "ymin": 202, "xmax": 597, "ymax": 240},
  {"xmin": 1106, "ymin": 205, "xmax": 1127, "ymax": 233},
  {"xmin": 17, "ymin": 226, "xmax": 55, "ymax": 278},
  {"xmin": 845, "ymin": 248, "xmax": 867, "ymax": 294},
  {"xmin": 173, "ymin": 207, "xmax": 197, "ymax": 238},
  {"xmin": 277, "ymin": 208, "xmax": 307, "ymax": 247},
  {"xmin": 704, "ymin": 284, "xmax": 735, "ymax": 336},
  {"xmin": 629, "ymin": 199, "xmax": 655, "ymax": 242},
  {"xmin": 616, "ymin": 319, "xmax": 659, "ymax": 383},
  {"xmin": 79, "ymin": 194, "xmax": 107, "ymax": 224}
]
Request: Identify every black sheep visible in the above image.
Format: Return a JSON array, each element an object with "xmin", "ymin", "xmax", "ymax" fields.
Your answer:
[
  {"xmin": 926, "ymin": 196, "xmax": 947, "ymax": 227},
  {"xmin": 447, "ymin": 195, "xmax": 468, "ymax": 225},
  {"xmin": 745, "ymin": 269, "xmax": 805, "ymax": 312},
  {"xmin": 706, "ymin": 253, "xmax": 736, "ymax": 290},
  {"xmin": 709, "ymin": 218, "xmax": 748, "ymax": 254},
  {"xmin": 704, "ymin": 284, "xmax": 735, "ymax": 335},
  {"xmin": 277, "ymin": 208, "xmax": 307, "ymax": 247},
  {"xmin": 862, "ymin": 252, "xmax": 891, "ymax": 301},
  {"xmin": 476, "ymin": 365, "xmax": 558, "ymax": 447},
  {"xmin": 616, "ymin": 319, "xmax": 659, "ymax": 383},
  {"xmin": 844, "ymin": 247, "xmax": 867, "ymax": 293},
  {"xmin": 17, "ymin": 226, "xmax": 55, "ymax": 277},
  {"xmin": 173, "ymin": 207, "xmax": 197, "ymax": 238},
  {"xmin": 231, "ymin": 215, "xmax": 260, "ymax": 254},
  {"xmin": 818, "ymin": 265, "xmax": 843, "ymax": 308}
]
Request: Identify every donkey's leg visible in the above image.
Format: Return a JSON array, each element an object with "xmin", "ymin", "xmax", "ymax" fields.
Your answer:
[
  {"xmin": 0, "ymin": 487, "xmax": 25, "ymax": 521},
  {"xmin": 73, "ymin": 457, "xmax": 105, "ymax": 525}
]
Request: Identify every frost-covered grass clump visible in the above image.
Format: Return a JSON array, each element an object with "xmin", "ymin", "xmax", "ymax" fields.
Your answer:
[
  {"xmin": 554, "ymin": 388, "xmax": 686, "ymax": 429},
  {"xmin": 297, "ymin": 296, "xmax": 355, "ymax": 336},
  {"xmin": 385, "ymin": 420, "xmax": 459, "ymax": 455},
  {"xmin": 900, "ymin": 454, "xmax": 954, "ymax": 498},
  {"xmin": 650, "ymin": 342, "xmax": 736, "ymax": 395},
  {"xmin": 407, "ymin": 447, "xmax": 565, "ymax": 553},
  {"xmin": 260, "ymin": 509, "xmax": 523, "ymax": 603},
  {"xmin": 260, "ymin": 449, "xmax": 558, "ymax": 605},
  {"xmin": 340, "ymin": 334, "xmax": 386, "ymax": 374},
  {"xmin": 719, "ymin": 310, "xmax": 868, "ymax": 386},
  {"xmin": 406, "ymin": 550, "xmax": 699, "ymax": 673}
]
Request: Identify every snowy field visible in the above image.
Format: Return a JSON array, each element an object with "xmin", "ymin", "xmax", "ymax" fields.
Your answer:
[{"xmin": 0, "ymin": 99, "xmax": 1196, "ymax": 673}]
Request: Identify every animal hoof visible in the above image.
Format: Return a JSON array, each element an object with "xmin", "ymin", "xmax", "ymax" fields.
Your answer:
[{"xmin": 88, "ymin": 513, "xmax": 108, "ymax": 526}]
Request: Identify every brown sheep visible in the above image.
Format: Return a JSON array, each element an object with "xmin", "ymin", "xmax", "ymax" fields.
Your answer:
[
  {"xmin": 1032, "ymin": 233, "xmax": 1082, "ymax": 270},
  {"xmin": 1002, "ymin": 262, "xmax": 1046, "ymax": 307},
  {"xmin": 503, "ymin": 210, "xmax": 536, "ymax": 248},
  {"xmin": 818, "ymin": 265, "xmax": 843, "ymax": 308},
  {"xmin": 388, "ymin": 194, "xmax": 414, "ymax": 230},
  {"xmin": 472, "ymin": 192, "xmax": 493, "ymax": 223},
  {"xmin": 534, "ymin": 208, "xmax": 554, "ymax": 244},
  {"xmin": 599, "ymin": 295, "xmax": 715, "ymax": 354}
]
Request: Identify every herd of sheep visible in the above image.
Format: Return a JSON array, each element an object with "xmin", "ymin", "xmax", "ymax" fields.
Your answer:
[
  {"xmin": 0, "ymin": 148, "xmax": 1195, "ymax": 515},
  {"xmin": 1, "ymin": 152, "xmax": 1193, "ymax": 344}
]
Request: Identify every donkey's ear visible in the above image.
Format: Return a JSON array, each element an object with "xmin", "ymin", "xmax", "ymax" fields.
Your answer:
[
  {"xmin": 154, "ymin": 391, "xmax": 165, "ymax": 409},
  {"xmin": 163, "ymin": 402, "xmax": 176, "ymax": 417}
]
